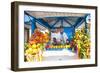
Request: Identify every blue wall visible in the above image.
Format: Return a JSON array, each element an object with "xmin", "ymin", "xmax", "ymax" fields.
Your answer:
[{"xmin": 64, "ymin": 27, "xmax": 73, "ymax": 40}]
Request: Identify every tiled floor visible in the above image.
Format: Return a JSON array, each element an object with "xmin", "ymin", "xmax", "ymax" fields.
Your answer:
[{"xmin": 43, "ymin": 49, "xmax": 78, "ymax": 61}]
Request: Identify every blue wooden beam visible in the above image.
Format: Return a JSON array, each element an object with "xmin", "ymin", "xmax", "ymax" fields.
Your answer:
[
  {"xmin": 51, "ymin": 26, "xmax": 72, "ymax": 29},
  {"xmin": 24, "ymin": 13, "xmax": 33, "ymax": 24},
  {"xmin": 36, "ymin": 18, "xmax": 51, "ymax": 29},
  {"xmin": 24, "ymin": 11, "xmax": 35, "ymax": 18},
  {"xmin": 75, "ymin": 18, "xmax": 84, "ymax": 28},
  {"xmin": 84, "ymin": 14, "xmax": 89, "ymax": 33},
  {"xmin": 51, "ymin": 19, "xmax": 60, "ymax": 28},
  {"xmin": 63, "ymin": 18, "xmax": 73, "ymax": 26},
  {"xmin": 31, "ymin": 18, "xmax": 36, "ymax": 34},
  {"xmin": 25, "ymin": 11, "xmax": 51, "ymax": 29},
  {"xmin": 74, "ymin": 17, "xmax": 84, "ymax": 28},
  {"xmin": 24, "ymin": 12, "xmax": 36, "ymax": 34}
]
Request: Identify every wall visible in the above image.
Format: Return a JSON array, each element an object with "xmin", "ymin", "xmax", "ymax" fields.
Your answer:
[{"xmin": 0, "ymin": 0, "xmax": 99, "ymax": 73}]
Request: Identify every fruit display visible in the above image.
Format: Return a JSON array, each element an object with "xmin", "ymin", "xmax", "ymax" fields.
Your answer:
[
  {"xmin": 25, "ymin": 43, "xmax": 45, "ymax": 62},
  {"xmin": 24, "ymin": 28, "xmax": 50, "ymax": 62},
  {"xmin": 24, "ymin": 22, "xmax": 91, "ymax": 61},
  {"xmin": 73, "ymin": 27, "xmax": 90, "ymax": 59},
  {"xmin": 29, "ymin": 28, "xmax": 50, "ymax": 44},
  {"xmin": 45, "ymin": 44, "xmax": 70, "ymax": 49}
]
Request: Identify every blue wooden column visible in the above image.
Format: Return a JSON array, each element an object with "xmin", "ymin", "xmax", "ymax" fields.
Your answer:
[
  {"xmin": 61, "ymin": 18, "xmax": 63, "ymax": 27},
  {"xmin": 84, "ymin": 15, "xmax": 88, "ymax": 33},
  {"xmin": 72, "ymin": 26, "xmax": 75, "ymax": 37},
  {"xmin": 31, "ymin": 18, "xmax": 36, "ymax": 34}
]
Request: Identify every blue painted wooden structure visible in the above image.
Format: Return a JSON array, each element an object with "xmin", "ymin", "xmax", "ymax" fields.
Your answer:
[{"xmin": 24, "ymin": 11, "xmax": 89, "ymax": 40}]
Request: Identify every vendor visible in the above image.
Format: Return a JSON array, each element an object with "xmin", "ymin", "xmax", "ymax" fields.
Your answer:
[
  {"xmin": 60, "ymin": 28, "xmax": 68, "ymax": 44},
  {"xmin": 51, "ymin": 27, "xmax": 68, "ymax": 45},
  {"xmin": 51, "ymin": 29, "xmax": 61, "ymax": 44}
]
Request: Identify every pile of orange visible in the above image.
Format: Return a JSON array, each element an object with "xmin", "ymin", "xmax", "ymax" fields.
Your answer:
[{"xmin": 29, "ymin": 28, "xmax": 50, "ymax": 44}]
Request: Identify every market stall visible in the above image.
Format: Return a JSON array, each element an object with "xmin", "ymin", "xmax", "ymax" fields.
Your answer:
[{"xmin": 24, "ymin": 11, "xmax": 91, "ymax": 62}]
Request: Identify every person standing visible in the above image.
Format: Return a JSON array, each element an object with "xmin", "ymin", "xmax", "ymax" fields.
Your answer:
[{"xmin": 60, "ymin": 28, "xmax": 68, "ymax": 44}]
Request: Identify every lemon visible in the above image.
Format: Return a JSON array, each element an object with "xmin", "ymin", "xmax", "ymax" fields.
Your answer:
[
  {"xmin": 25, "ymin": 48, "xmax": 33, "ymax": 55},
  {"xmin": 64, "ymin": 45, "xmax": 66, "ymax": 48},
  {"xmin": 33, "ymin": 48, "xmax": 38, "ymax": 54},
  {"xmin": 37, "ymin": 43, "xmax": 40, "ymax": 47},
  {"xmin": 65, "ymin": 45, "xmax": 70, "ymax": 48},
  {"xmin": 58, "ymin": 45, "xmax": 60, "ymax": 48},
  {"xmin": 32, "ymin": 44, "xmax": 37, "ymax": 49}
]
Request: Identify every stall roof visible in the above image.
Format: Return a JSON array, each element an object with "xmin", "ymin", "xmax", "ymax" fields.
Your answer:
[
  {"xmin": 26, "ymin": 11, "xmax": 86, "ymax": 18},
  {"xmin": 25, "ymin": 11, "xmax": 88, "ymax": 28}
]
